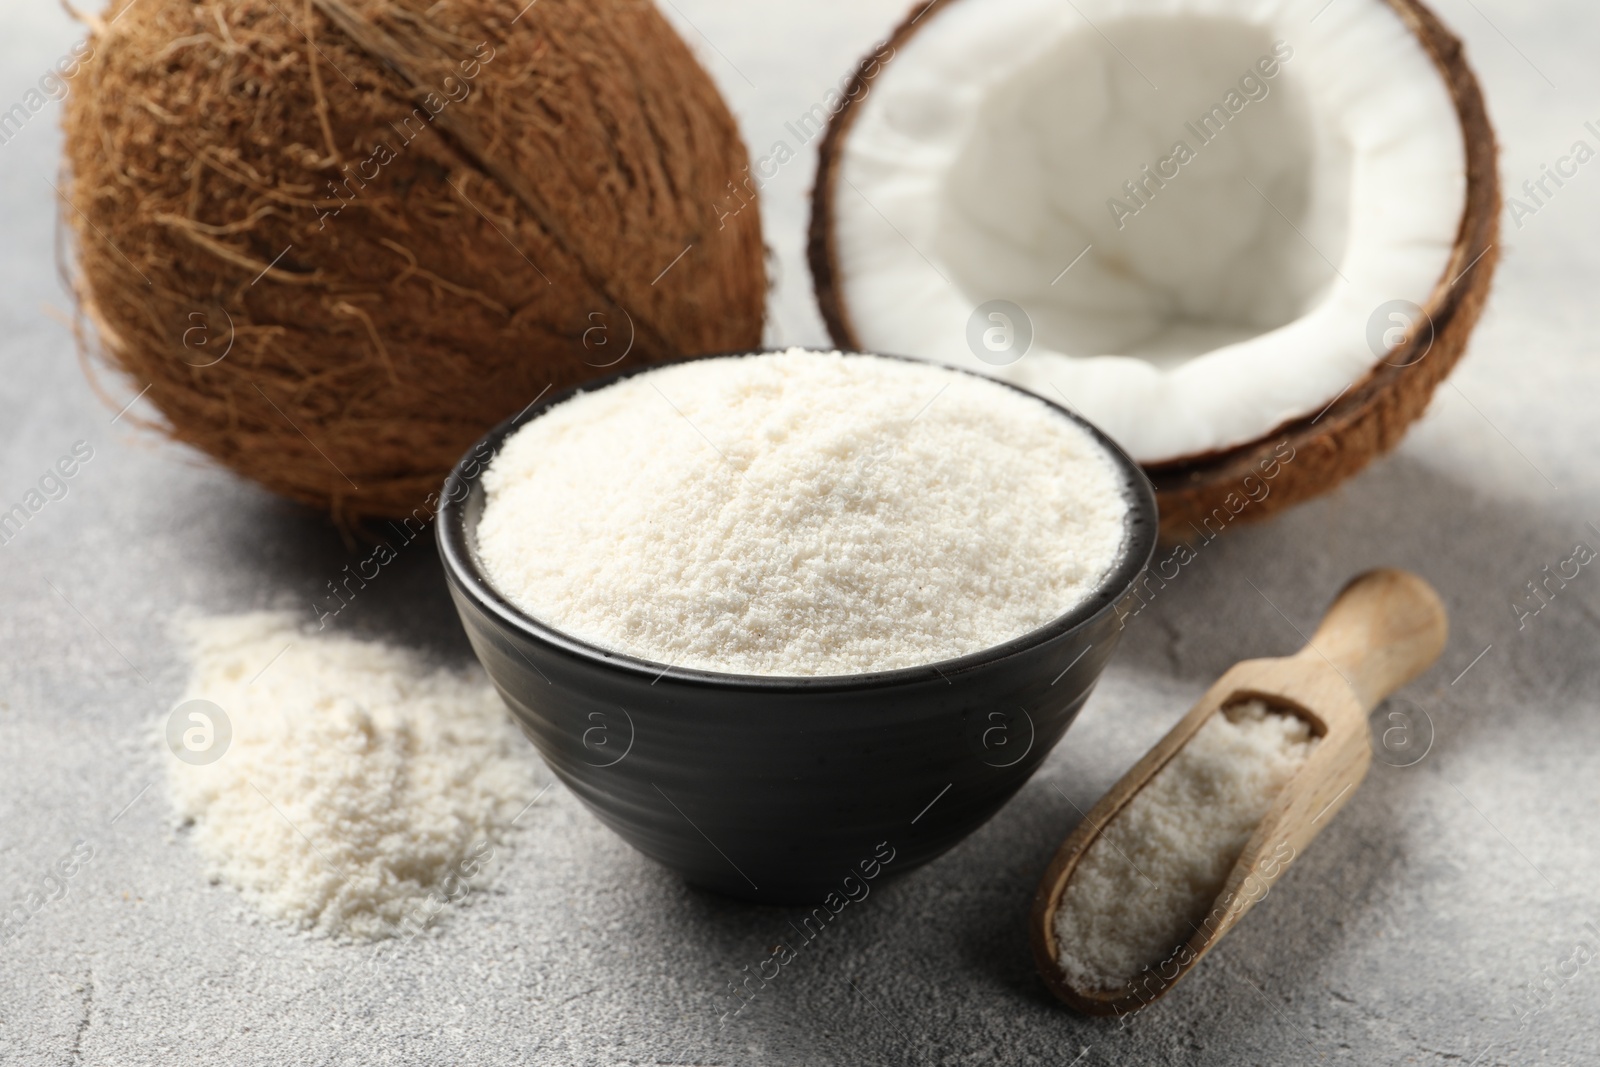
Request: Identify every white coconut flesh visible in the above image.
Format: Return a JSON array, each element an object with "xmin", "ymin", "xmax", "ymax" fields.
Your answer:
[{"xmin": 830, "ymin": 0, "xmax": 1466, "ymax": 464}]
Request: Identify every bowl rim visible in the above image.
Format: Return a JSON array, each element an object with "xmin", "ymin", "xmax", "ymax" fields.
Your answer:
[{"xmin": 437, "ymin": 348, "xmax": 1158, "ymax": 695}]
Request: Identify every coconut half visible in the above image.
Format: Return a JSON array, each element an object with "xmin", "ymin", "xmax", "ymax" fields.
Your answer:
[{"xmin": 811, "ymin": 0, "xmax": 1498, "ymax": 539}]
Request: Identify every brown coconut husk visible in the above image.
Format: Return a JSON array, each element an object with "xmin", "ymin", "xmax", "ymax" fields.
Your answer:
[
  {"xmin": 63, "ymin": 0, "xmax": 765, "ymax": 525},
  {"xmin": 808, "ymin": 0, "xmax": 1498, "ymax": 544}
]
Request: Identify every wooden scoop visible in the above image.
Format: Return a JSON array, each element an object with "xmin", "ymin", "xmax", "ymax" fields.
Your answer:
[{"xmin": 1030, "ymin": 568, "xmax": 1448, "ymax": 1016}]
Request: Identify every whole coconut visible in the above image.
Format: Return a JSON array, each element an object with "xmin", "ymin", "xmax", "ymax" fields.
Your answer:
[{"xmin": 64, "ymin": 0, "xmax": 765, "ymax": 522}]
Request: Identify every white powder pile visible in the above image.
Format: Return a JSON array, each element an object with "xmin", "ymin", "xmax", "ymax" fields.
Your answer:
[
  {"xmin": 165, "ymin": 613, "xmax": 537, "ymax": 940},
  {"xmin": 477, "ymin": 349, "xmax": 1129, "ymax": 676},
  {"xmin": 1054, "ymin": 699, "xmax": 1317, "ymax": 991}
]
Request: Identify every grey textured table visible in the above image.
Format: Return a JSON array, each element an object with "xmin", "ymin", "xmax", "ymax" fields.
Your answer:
[{"xmin": 3, "ymin": 2, "xmax": 1598, "ymax": 1064}]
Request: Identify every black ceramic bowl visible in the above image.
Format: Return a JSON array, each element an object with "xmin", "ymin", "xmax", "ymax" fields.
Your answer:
[{"xmin": 437, "ymin": 352, "xmax": 1157, "ymax": 904}]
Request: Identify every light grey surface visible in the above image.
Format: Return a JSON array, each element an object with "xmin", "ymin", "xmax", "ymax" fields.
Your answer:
[{"xmin": 2, "ymin": 1, "xmax": 1598, "ymax": 1064}]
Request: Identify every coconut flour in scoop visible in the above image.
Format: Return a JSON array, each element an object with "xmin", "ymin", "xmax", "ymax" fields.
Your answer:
[
  {"xmin": 1054, "ymin": 699, "xmax": 1318, "ymax": 992},
  {"xmin": 476, "ymin": 349, "xmax": 1129, "ymax": 677}
]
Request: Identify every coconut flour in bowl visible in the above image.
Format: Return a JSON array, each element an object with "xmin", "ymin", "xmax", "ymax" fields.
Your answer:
[{"xmin": 475, "ymin": 349, "xmax": 1131, "ymax": 677}]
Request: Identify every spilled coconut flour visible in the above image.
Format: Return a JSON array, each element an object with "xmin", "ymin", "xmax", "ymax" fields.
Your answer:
[
  {"xmin": 1054, "ymin": 699, "xmax": 1317, "ymax": 991},
  {"xmin": 165, "ymin": 613, "xmax": 537, "ymax": 940},
  {"xmin": 477, "ymin": 349, "xmax": 1129, "ymax": 676}
]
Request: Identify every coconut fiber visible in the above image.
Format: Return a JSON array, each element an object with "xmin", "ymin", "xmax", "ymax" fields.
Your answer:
[{"xmin": 62, "ymin": 0, "xmax": 765, "ymax": 523}]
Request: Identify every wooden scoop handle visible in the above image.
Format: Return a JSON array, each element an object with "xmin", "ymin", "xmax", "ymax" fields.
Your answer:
[{"xmin": 1294, "ymin": 568, "xmax": 1449, "ymax": 714}]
